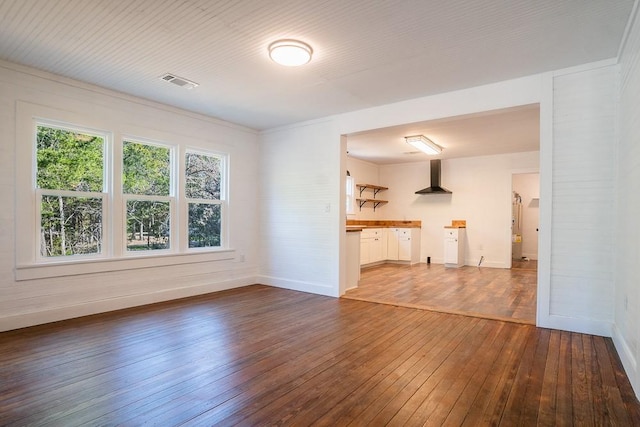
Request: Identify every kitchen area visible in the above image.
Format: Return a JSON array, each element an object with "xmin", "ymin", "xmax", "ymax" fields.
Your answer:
[{"xmin": 342, "ymin": 105, "xmax": 540, "ymax": 323}]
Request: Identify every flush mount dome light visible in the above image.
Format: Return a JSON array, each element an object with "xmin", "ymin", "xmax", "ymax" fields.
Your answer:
[
  {"xmin": 268, "ymin": 39, "xmax": 313, "ymax": 66},
  {"xmin": 405, "ymin": 135, "xmax": 443, "ymax": 155}
]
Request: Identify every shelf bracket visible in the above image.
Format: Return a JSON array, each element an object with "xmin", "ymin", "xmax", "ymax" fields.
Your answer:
[
  {"xmin": 359, "ymin": 186, "xmax": 366, "ymax": 197},
  {"xmin": 358, "ymin": 199, "xmax": 367, "ymax": 211},
  {"xmin": 373, "ymin": 201, "xmax": 382, "ymax": 211},
  {"xmin": 373, "ymin": 188, "xmax": 382, "ymax": 198}
]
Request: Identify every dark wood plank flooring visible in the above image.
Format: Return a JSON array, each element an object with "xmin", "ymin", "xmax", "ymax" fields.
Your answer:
[
  {"xmin": 1, "ymin": 285, "xmax": 638, "ymax": 426},
  {"xmin": 344, "ymin": 263, "xmax": 537, "ymax": 324}
]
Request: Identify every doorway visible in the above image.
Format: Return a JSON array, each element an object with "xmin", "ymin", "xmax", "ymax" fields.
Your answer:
[{"xmin": 511, "ymin": 173, "xmax": 540, "ymax": 271}]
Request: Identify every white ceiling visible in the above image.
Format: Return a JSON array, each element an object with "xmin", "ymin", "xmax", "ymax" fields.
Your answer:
[
  {"xmin": 0, "ymin": 0, "xmax": 634, "ymax": 133},
  {"xmin": 347, "ymin": 104, "xmax": 540, "ymax": 164}
]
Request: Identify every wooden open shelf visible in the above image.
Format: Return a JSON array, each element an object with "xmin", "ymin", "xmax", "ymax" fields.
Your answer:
[
  {"xmin": 356, "ymin": 183, "xmax": 388, "ymax": 198},
  {"xmin": 356, "ymin": 198, "xmax": 388, "ymax": 211}
]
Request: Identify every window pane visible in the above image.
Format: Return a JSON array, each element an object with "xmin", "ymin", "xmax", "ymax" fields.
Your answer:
[
  {"xmin": 37, "ymin": 126, "xmax": 104, "ymax": 192},
  {"xmin": 40, "ymin": 195, "xmax": 102, "ymax": 257},
  {"xmin": 346, "ymin": 176, "xmax": 355, "ymax": 214},
  {"xmin": 126, "ymin": 200, "xmax": 170, "ymax": 251},
  {"xmin": 123, "ymin": 141, "xmax": 170, "ymax": 196},
  {"xmin": 185, "ymin": 152, "xmax": 221, "ymax": 200},
  {"xmin": 188, "ymin": 203, "xmax": 221, "ymax": 248}
]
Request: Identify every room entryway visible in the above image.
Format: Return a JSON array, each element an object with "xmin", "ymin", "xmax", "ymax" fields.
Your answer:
[{"xmin": 511, "ymin": 173, "xmax": 540, "ymax": 269}]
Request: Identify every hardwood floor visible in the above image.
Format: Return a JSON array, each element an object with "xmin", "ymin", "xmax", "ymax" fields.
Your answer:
[
  {"xmin": 1, "ymin": 285, "xmax": 638, "ymax": 426},
  {"xmin": 344, "ymin": 263, "xmax": 537, "ymax": 324},
  {"xmin": 512, "ymin": 258, "xmax": 538, "ymax": 270}
]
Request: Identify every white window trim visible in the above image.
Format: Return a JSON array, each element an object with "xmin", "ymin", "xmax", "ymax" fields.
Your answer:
[
  {"xmin": 15, "ymin": 250, "xmax": 236, "ymax": 281},
  {"xmin": 183, "ymin": 148, "xmax": 228, "ymax": 251},
  {"xmin": 346, "ymin": 175, "xmax": 355, "ymax": 215},
  {"xmin": 15, "ymin": 101, "xmax": 233, "ymax": 281}
]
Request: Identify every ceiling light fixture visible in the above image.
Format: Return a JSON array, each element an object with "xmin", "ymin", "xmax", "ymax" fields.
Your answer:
[
  {"xmin": 268, "ymin": 39, "xmax": 313, "ymax": 66},
  {"xmin": 404, "ymin": 135, "xmax": 442, "ymax": 155}
]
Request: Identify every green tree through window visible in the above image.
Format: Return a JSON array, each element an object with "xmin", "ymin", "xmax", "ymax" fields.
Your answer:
[
  {"xmin": 33, "ymin": 122, "xmax": 226, "ymax": 260},
  {"xmin": 185, "ymin": 152, "xmax": 222, "ymax": 248},
  {"xmin": 123, "ymin": 141, "xmax": 171, "ymax": 251},
  {"xmin": 36, "ymin": 126, "xmax": 104, "ymax": 257}
]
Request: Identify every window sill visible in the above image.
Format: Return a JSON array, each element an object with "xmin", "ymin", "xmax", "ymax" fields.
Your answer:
[{"xmin": 15, "ymin": 249, "xmax": 236, "ymax": 281}]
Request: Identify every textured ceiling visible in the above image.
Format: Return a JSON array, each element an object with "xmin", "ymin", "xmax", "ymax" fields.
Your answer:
[
  {"xmin": 0, "ymin": 0, "xmax": 634, "ymax": 132},
  {"xmin": 347, "ymin": 104, "xmax": 540, "ymax": 164}
]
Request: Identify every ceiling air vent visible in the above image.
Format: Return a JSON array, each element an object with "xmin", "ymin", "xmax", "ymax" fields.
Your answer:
[{"xmin": 160, "ymin": 73, "xmax": 199, "ymax": 90}]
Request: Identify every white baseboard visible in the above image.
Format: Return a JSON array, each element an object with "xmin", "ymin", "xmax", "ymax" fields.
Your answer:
[
  {"xmin": 423, "ymin": 258, "xmax": 508, "ymax": 269},
  {"xmin": 477, "ymin": 261, "xmax": 508, "ymax": 269},
  {"xmin": 536, "ymin": 313, "xmax": 613, "ymax": 337},
  {"xmin": 612, "ymin": 323, "xmax": 639, "ymax": 399},
  {"xmin": 465, "ymin": 259, "xmax": 508, "ymax": 269},
  {"xmin": 0, "ymin": 276, "xmax": 257, "ymax": 332},
  {"xmin": 256, "ymin": 275, "xmax": 338, "ymax": 297}
]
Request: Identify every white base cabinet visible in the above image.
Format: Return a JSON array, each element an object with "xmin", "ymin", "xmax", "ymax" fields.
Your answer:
[
  {"xmin": 361, "ymin": 227, "xmax": 420, "ymax": 266},
  {"xmin": 360, "ymin": 228, "xmax": 387, "ymax": 265},
  {"xmin": 387, "ymin": 228, "xmax": 421, "ymax": 264},
  {"xmin": 444, "ymin": 228, "xmax": 466, "ymax": 268}
]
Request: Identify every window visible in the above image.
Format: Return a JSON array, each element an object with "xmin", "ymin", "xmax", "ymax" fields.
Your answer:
[
  {"xmin": 28, "ymin": 117, "xmax": 227, "ymax": 266},
  {"xmin": 346, "ymin": 175, "xmax": 355, "ymax": 215},
  {"xmin": 36, "ymin": 124, "xmax": 107, "ymax": 258},
  {"xmin": 185, "ymin": 151, "xmax": 223, "ymax": 248},
  {"xmin": 123, "ymin": 140, "xmax": 173, "ymax": 252}
]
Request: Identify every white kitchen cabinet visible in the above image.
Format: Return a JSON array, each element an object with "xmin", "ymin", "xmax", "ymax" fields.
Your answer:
[
  {"xmin": 387, "ymin": 228, "xmax": 421, "ymax": 264},
  {"xmin": 371, "ymin": 235, "xmax": 385, "ymax": 263},
  {"xmin": 444, "ymin": 227, "xmax": 466, "ymax": 268},
  {"xmin": 360, "ymin": 228, "xmax": 385, "ymax": 265},
  {"xmin": 360, "ymin": 238, "xmax": 370, "ymax": 265},
  {"xmin": 387, "ymin": 229, "xmax": 399, "ymax": 261},
  {"xmin": 398, "ymin": 233, "xmax": 412, "ymax": 261}
]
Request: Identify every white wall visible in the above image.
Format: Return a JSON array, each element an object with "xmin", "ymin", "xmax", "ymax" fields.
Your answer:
[
  {"xmin": 614, "ymin": 2, "xmax": 640, "ymax": 398},
  {"xmin": 513, "ymin": 173, "xmax": 540, "ymax": 260},
  {"xmin": 347, "ymin": 155, "xmax": 542, "ymax": 268},
  {"xmin": 256, "ymin": 75, "xmax": 545, "ymax": 304},
  {"xmin": 0, "ymin": 61, "xmax": 260, "ymax": 331},
  {"xmin": 346, "ymin": 157, "xmax": 383, "ymax": 220},
  {"xmin": 258, "ymin": 119, "xmax": 342, "ymax": 297},
  {"xmin": 547, "ymin": 64, "xmax": 617, "ymax": 334},
  {"xmin": 379, "ymin": 153, "xmax": 539, "ymax": 268},
  {"xmin": 380, "ymin": 151, "xmax": 539, "ymax": 268}
]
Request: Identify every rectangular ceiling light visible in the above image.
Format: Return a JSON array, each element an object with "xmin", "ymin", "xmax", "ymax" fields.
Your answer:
[{"xmin": 405, "ymin": 135, "xmax": 442, "ymax": 155}]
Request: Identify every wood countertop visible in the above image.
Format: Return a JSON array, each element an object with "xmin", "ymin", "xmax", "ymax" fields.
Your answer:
[{"xmin": 346, "ymin": 220, "xmax": 421, "ymax": 228}]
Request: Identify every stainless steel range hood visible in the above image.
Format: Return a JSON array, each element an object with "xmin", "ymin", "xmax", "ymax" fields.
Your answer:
[{"xmin": 415, "ymin": 159, "xmax": 452, "ymax": 194}]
